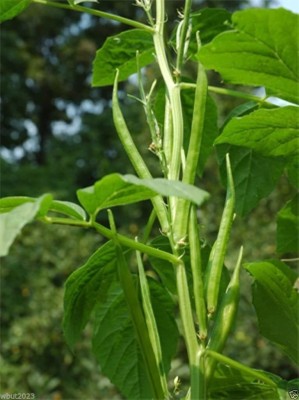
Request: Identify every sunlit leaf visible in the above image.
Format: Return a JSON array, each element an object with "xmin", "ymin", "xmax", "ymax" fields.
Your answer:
[
  {"xmin": 198, "ymin": 8, "xmax": 299, "ymax": 104},
  {"xmin": 0, "ymin": 0, "xmax": 31, "ymax": 22}
]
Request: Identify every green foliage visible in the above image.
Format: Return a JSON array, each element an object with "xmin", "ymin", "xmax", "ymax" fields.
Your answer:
[
  {"xmin": 216, "ymin": 106, "xmax": 299, "ymax": 157},
  {"xmin": 1, "ymin": 1, "xmax": 298, "ymax": 399},
  {"xmin": 92, "ymin": 30, "xmax": 154, "ymax": 87},
  {"xmin": 0, "ymin": 0, "xmax": 31, "ymax": 22},
  {"xmin": 245, "ymin": 260, "xmax": 299, "ymax": 364},
  {"xmin": 199, "ymin": 8, "xmax": 299, "ymax": 104},
  {"xmin": 277, "ymin": 194, "xmax": 299, "ymax": 254}
]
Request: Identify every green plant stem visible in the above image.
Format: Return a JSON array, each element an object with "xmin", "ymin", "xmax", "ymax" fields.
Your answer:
[
  {"xmin": 205, "ymin": 350, "xmax": 278, "ymax": 389},
  {"xmin": 153, "ymin": 1, "xmax": 184, "ymax": 184},
  {"xmin": 42, "ymin": 215, "xmax": 180, "ymax": 265},
  {"xmin": 181, "ymin": 82, "xmax": 272, "ymax": 106},
  {"xmin": 108, "ymin": 210, "xmax": 165, "ymax": 400},
  {"xmin": 175, "ymin": 0, "xmax": 192, "ymax": 77},
  {"xmin": 32, "ymin": 0, "xmax": 154, "ymax": 33}
]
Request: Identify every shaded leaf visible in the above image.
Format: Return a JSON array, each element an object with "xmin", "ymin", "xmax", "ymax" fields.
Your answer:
[
  {"xmin": 189, "ymin": 8, "xmax": 231, "ymax": 56},
  {"xmin": 215, "ymin": 106, "xmax": 299, "ymax": 158},
  {"xmin": 277, "ymin": 194, "xmax": 299, "ymax": 254},
  {"xmin": 217, "ymin": 144, "xmax": 286, "ymax": 216},
  {"xmin": 0, "ymin": 0, "xmax": 31, "ymax": 23},
  {"xmin": 0, "ymin": 194, "xmax": 52, "ymax": 257},
  {"xmin": 198, "ymin": 8, "xmax": 299, "ymax": 104},
  {"xmin": 63, "ymin": 241, "xmax": 117, "ymax": 349},
  {"xmin": 287, "ymin": 155, "xmax": 299, "ymax": 189},
  {"xmin": 92, "ymin": 29, "xmax": 154, "ymax": 87},
  {"xmin": 245, "ymin": 260, "xmax": 299, "ymax": 364},
  {"xmin": 92, "ymin": 278, "xmax": 178, "ymax": 400}
]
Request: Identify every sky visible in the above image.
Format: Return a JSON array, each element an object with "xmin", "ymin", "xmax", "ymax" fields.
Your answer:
[{"xmin": 253, "ymin": 0, "xmax": 299, "ymax": 12}]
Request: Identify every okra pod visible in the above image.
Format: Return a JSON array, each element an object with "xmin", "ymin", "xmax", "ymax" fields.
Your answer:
[{"xmin": 206, "ymin": 153, "xmax": 235, "ymax": 314}]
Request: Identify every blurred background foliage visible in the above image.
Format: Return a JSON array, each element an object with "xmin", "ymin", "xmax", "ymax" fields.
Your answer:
[{"xmin": 0, "ymin": 0, "xmax": 297, "ymax": 398}]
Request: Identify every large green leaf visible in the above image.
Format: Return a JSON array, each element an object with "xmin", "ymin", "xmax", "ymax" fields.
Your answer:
[
  {"xmin": 0, "ymin": 0, "xmax": 31, "ymax": 22},
  {"xmin": 217, "ymin": 144, "xmax": 286, "ymax": 216},
  {"xmin": 215, "ymin": 106, "xmax": 299, "ymax": 158},
  {"xmin": 277, "ymin": 194, "xmax": 299, "ymax": 254},
  {"xmin": 0, "ymin": 194, "xmax": 52, "ymax": 257},
  {"xmin": 92, "ymin": 278, "xmax": 178, "ymax": 400},
  {"xmin": 77, "ymin": 173, "xmax": 209, "ymax": 216},
  {"xmin": 198, "ymin": 8, "xmax": 299, "ymax": 104},
  {"xmin": 92, "ymin": 29, "xmax": 154, "ymax": 87},
  {"xmin": 245, "ymin": 260, "xmax": 299, "ymax": 364},
  {"xmin": 287, "ymin": 155, "xmax": 299, "ymax": 189},
  {"xmin": 63, "ymin": 241, "xmax": 117, "ymax": 350}
]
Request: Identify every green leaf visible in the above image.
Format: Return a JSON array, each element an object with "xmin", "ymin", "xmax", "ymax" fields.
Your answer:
[
  {"xmin": 49, "ymin": 200, "xmax": 87, "ymax": 221},
  {"xmin": 277, "ymin": 194, "xmax": 299, "ymax": 254},
  {"xmin": 198, "ymin": 8, "xmax": 299, "ymax": 104},
  {"xmin": 215, "ymin": 106, "xmax": 299, "ymax": 158},
  {"xmin": 92, "ymin": 278, "xmax": 178, "ymax": 400},
  {"xmin": 63, "ymin": 241, "xmax": 117, "ymax": 350},
  {"xmin": 287, "ymin": 155, "xmax": 299, "ymax": 189},
  {"xmin": 0, "ymin": 196, "xmax": 33, "ymax": 213},
  {"xmin": 245, "ymin": 260, "xmax": 299, "ymax": 364},
  {"xmin": 77, "ymin": 173, "xmax": 209, "ymax": 217},
  {"xmin": 0, "ymin": 194, "xmax": 52, "ymax": 257},
  {"xmin": 92, "ymin": 29, "xmax": 154, "ymax": 87},
  {"xmin": 217, "ymin": 145, "xmax": 286, "ymax": 216},
  {"xmin": 123, "ymin": 174, "xmax": 210, "ymax": 206},
  {"xmin": 77, "ymin": 173, "xmax": 156, "ymax": 216},
  {"xmin": 0, "ymin": 0, "xmax": 31, "ymax": 22}
]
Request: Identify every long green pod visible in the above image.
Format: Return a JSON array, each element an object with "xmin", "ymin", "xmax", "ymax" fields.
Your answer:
[
  {"xmin": 206, "ymin": 246, "xmax": 243, "ymax": 380},
  {"xmin": 107, "ymin": 210, "xmax": 165, "ymax": 400},
  {"xmin": 136, "ymin": 247, "xmax": 169, "ymax": 396},
  {"xmin": 174, "ymin": 62, "xmax": 208, "ymax": 245},
  {"xmin": 112, "ymin": 70, "xmax": 169, "ymax": 233},
  {"xmin": 189, "ymin": 205, "xmax": 207, "ymax": 340},
  {"xmin": 206, "ymin": 153, "xmax": 235, "ymax": 314}
]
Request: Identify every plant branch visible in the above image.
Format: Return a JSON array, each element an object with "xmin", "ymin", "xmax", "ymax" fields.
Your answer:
[
  {"xmin": 32, "ymin": 0, "xmax": 154, "ymax": 33},
  {"xmin": 181, "ymin": 83, "xmax": 273, "ymax": 106}
]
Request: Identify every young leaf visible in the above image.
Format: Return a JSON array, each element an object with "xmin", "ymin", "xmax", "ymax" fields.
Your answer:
[
  {"xmin": 77, "ymin": 173, "xmax": 156, "ymax": 216},
  {"xmin": 0, "ymin": 0, "xmax": 31, "ymax": 23},
  {"xmin": 49, "ymin": 200, "xmax": 87, "ymax": 221},
  {"xmin": 0, "ymin": 196, "xmax": 34, "ymax": 213},
  {"xmin": 123, "ymin": 174, "xmax": 210, "ymax": 206},
  {"xmin": 217, "ymin": 144, "xmax": 286, "ymax": 216},
  {"xmin": 63, "ymin": 241, "xmax": 117, "ymax": 350},
  {"xmin": 215, "ymin": 106, "xmax": 299, "ymax": 158},
  {"xmin": 277, "ymin": 194, "xmax": 299, "ymax": 254},
  {"xmin": 0, "ymin": 194, "xmax": 52, "ymax": 257},
  {"xmin": 92, "ymin": 278, "xmax": 179, "ymax": 400},
  {"xmin": 92, "ymin": 29, "xmax": 154, "ymax": 87},
  {"xmin": 198, "ymin": 8, "xmax": 299, "ymax": 104},
  {"xmin": 245, "ymin": 260, "xmax": 299, "ymax": 364}
]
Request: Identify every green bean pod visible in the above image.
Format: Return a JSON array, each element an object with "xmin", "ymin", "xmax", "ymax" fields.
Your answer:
[
  {"xmin": 206, "ymin": 153, "xmax": 235, "ymax": 314},
  {"xmin": 112, "ymin": 70, "xmax": 169, "ymax": 233},
  {"xmin": 206, "ymin": 246, "xmax": 243, "ymax": 379}
]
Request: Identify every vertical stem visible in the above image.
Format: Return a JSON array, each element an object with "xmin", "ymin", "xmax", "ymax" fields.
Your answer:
[
  {"xmin": 153, "ymin": 1, "xmax": 184, "ymax": 185},
  {"xmin": 176, "ymin": 0, "xmax": 193, "ymax": 77}
]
